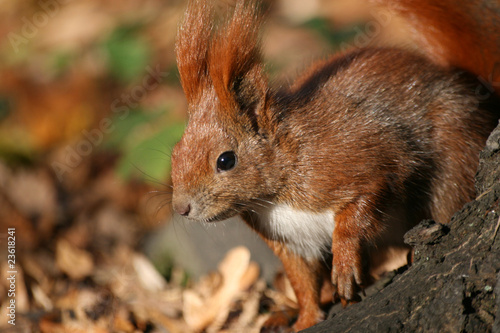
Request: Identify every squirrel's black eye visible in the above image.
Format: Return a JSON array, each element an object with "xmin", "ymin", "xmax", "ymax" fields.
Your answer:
[{"xmin": 216, "ymin": 151, "xmax": 237, "ymax": 172}]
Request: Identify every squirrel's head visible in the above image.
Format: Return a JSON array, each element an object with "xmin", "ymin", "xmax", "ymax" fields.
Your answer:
[{"xmin": 171, "ymin": 0, "xmax": 274, "ymax": 222}]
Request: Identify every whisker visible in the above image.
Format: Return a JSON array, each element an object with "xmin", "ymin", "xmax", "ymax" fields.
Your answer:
[
  {"xmin": 129, "ymin": 162, "xmax": 172, "ymax": 189},
  {"xmin": 155, "ymin": 199, "xmax": 173, "ymax": 217},
  {"xmin": 234, "ymin": 202, "xmax": 258, "ymax": 215},
  {"xmin": 254, "ymin": 198, "xmax": 275, "ymax": 206},
  {"xmin": 147, "ymin": 191, "xmax": 173, "ymax": 199},
  {"xmin": 146, "ymin": 147, "xmax": 173, "ymax": 159}
]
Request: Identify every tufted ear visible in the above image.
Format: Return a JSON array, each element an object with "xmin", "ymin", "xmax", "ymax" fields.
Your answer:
[
  {"xmin": 176, "ymin": 1, "xmax": 268, "ymax": 121},
  {"xmin": 175, "ymin": 0, "xmax": 213, "ymax": 105},
  {"xmin": 207, "ymin": 0, "xmax": 268, "ymax": 119}
]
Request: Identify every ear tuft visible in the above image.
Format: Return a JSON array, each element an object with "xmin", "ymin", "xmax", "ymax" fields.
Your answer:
[
  {"xmin": 175, "ymin": 0, "xmax": 213, "ymax": 103},
  {"xmin": 176, "ymin": 0, "xmax": 267, "ymax": 112},
  {"xmin": 208, "ymin": 0, "xmax": 264, "ymax": 107}
]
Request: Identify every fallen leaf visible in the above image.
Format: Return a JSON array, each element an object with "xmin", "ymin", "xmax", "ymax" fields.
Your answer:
[
  {"xmin": 132, "ymin": 253, "xmax": 167, "ymax": 292},
  {"xmin": 56, "ymin": 238, "xmax": 94, "ymax": 280},
  {"xmin": 183, "ymin": 246, "xmax": 253, "ymax": 332},
  {"xmin": 31, "ymin": 283, "xmax": 53, "ymax": 311}
]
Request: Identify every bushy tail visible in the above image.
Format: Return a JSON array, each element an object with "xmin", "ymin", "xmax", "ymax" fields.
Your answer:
[{"xmin": 373, "ymin": 0, "xmax": 500, "ymax": 93}]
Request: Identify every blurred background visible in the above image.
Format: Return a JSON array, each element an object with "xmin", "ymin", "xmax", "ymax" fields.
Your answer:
[{"xmin": 0, "ymin": 0, "xmax": 414, "ymax": 331}]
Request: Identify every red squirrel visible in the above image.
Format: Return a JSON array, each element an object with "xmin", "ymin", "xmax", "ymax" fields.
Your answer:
[{"xmin": 170, "ymin": 0, "xmax": 500, "ymax": 330}]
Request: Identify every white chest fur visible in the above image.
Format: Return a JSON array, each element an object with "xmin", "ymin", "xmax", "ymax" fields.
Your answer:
[{"xmin": 255, "ymin": 204, "xmax": 335, "ymax": 260}]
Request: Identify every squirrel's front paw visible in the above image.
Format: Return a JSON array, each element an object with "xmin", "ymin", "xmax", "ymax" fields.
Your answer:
[{"xmin": 331, "ymin": 242, "xmax": 363, "ymax": 302}]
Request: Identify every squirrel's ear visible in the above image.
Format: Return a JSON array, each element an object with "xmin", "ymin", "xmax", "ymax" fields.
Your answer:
[
  {"xmin": 231, "ymin": 65, "xmax": 268, "ymax": 128},
  {"xmin": 208, "ymin": 0, "xmax": 268, "ymax": 121},
  {"xmin": 175, "ymin": 0, "xmax": 213, "ymax": 104}
]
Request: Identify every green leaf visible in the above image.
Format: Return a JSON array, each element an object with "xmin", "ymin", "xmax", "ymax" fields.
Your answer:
[
  {"xmin": 50, "ymin": 50, "xmax": 74, "ymax": 75},
  {"xmin": 103, "ymin": 110, "xmax": 160, "ymax": 150},
  {"xmin": 115, "ymin": 121, "xmax": 185, "ymax": 181},
  {"xmin": 104, "ymin": 26, "xmax": 151, "ymax": 83},
  {"xmin": 302, "ymin": 17, "xmax": 360, "ymax": 48},
  {"xmin": 0, "ymin": 96, "xmax": 11, "ymax": 121}
]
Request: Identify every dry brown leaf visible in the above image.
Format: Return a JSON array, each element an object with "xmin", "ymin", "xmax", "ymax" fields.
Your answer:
[
  {"xmin": 56, "ymin": 238, "xmax": 94, "ymax": 280},
  {"xmin": 148, "ymin": 308, "xmax": 192, "ymax": 333},
  {"xmin": 229, "ymin": 279, "xmax": 267, "ymax": 332},
  {"xmin": 182, "ymin": 290, "xmax": 206, "ymax": 330},
  {"xmin": 22, "ymin": 252, "xmax": 59, "ymax": 292},
  {"xmin": 238, "ymin": 261, "xmax": 260, "ymax": 291},
  {"xmin": 273, "ymin": 271, "xmax": 298, "ymax": 303},
  {"xmin": 0, "ymin": 192, "xmax": 38, "ymax": 250},
  {"xmin": 112, "ymin": 305, "xmax": 136, "ymax": 333},
  {"xmin": 2, "ymin": 71, "xmax": 97, "ymax": 150},
  {"xmin": 39, "ymin": 317, "xmax": 71, "ymax": 333},
  {"xmin": 31, "ymin": 283, "xmax": 53, "ymax": 311},
  {"xmin": 55, "ymin": 287, "xmax": 115, "ymax": 332},
  {"xmin": 132, "ymin": 253, "xmax": 167, "ymax": 292},
  {"xmin": 1, "ymin": 167, "xmax": 56, "ymax": 222},
  {"xmin": 183, "ymin": 246, "xmax": 253, "ymax": 332},
  {"xmin": 40, "ymin": 318, "xmax": 110, "ymax": 333}
]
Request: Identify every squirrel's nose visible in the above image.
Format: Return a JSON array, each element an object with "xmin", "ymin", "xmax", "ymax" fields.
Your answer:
[{"xmin": 174, "ymin": 203, "xmax": 191, "ymax": 217}]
